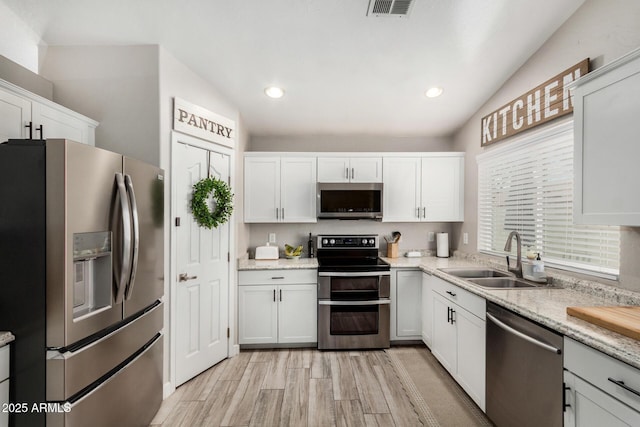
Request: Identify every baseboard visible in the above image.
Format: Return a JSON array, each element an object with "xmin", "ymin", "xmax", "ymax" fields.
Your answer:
[
  {"xmin": 163, "ymin": 381, "xmax": 175, "ymax": 399},
  {"xmin": 230, "ymin": 344, "xmax": 240, "ymax": 356}
]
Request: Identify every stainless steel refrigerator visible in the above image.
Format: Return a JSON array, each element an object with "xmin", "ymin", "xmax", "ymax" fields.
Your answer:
[{"xmin": 0, "ymin": 139, "xmax": 164, "ymax": 427}]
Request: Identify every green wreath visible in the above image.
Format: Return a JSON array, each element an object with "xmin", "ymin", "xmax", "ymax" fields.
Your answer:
[{"xmin": 191, "ymin": 177, "xmax": 234, "ymax": 229}]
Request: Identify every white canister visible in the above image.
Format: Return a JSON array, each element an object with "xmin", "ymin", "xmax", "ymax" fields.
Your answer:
[{"xmin": 436, "ymin": 233, "xmax": 449, "ymax": 258}]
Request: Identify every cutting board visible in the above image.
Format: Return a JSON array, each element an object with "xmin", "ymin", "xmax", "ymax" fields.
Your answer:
[{"xmin": 567, "ymin": 306, "xmax": 640, "ymax": 341}]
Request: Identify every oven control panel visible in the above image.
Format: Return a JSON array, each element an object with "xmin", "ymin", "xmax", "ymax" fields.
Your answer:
[{"xmin": 317, "ymin": 235, "xmax": 378, "ymax": 249}]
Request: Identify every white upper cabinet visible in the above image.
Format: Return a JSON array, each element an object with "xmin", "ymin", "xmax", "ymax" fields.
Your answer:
[
  {"xmin": 244, "ymin": 156, "xmax": 317, "ymax": 223},
  {"xmin": 244, "ymin": 156, "xmax": 280, "ymax": 222},
  {"xmin": 32, "ymin": 102, "xmax": 94, "ymax": 145},
  {"xmin": 0, "ymin": 89, "xmax": 32, "ymax": 142},
  {"xmin": 317, "ymin": 156, "xmax": 382, "ymax": 183},
  {"xmin": 0, "ymin": 79, "xmax": 97, "ymax": 145},
  {"xmin": 383, "ymin": 154, "xmax": 464, "ymax": 222},
  {"xmin": 573, "ymin": 48, "xmax": 640, "ymax": 226},
  {"xmin": 383, "ymin": 157, "xmax": 422, "ymax": 222},
  {"xmin": 421, "ymin": 156, "xmax": 464, "ymax": 222}
]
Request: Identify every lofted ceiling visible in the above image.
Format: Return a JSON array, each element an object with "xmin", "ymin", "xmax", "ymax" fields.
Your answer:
[{"xmin": 2, "ymin": 0, "xmax": 585, "ymax": 137}]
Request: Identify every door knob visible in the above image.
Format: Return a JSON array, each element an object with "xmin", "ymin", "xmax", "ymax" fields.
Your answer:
[{"xmin": 178, "ymin": 273, "xmax": 198, "ymax": 282}]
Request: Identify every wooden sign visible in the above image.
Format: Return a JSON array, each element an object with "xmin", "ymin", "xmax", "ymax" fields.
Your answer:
[
  {"xmin": 481, "ymin": 59, "xmax": 589, "ymax": 147},
  {"xmin": 173, "ymin": 98, "xmax": 235, "ymax": 148}
]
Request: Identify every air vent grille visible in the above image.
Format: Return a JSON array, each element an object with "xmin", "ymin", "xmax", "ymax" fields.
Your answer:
[{"xmin": 367, "ymin": 0, "xmax": 414, "ymax": 17}]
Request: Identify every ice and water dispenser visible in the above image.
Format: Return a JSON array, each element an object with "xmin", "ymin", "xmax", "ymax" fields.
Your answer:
[{"xmin": 72, "ymin": 232, "xmax": 112, "ymax": 319}]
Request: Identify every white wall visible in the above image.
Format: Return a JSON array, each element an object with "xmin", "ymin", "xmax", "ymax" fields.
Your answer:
[
  {"xmin": 0, "ymin": 2, "xmax": 40, "ymax": 73},
  {"xmin": 40, "ymin": 45, "xmax": 161, "ymax": 165},
  {"xmin": 250, "ymin": 134, "xmax": 452, "ymax": 152},
  {"xmin": 451, "ymin": 0, "xmax": 640, "ymax": 291},
  {"xmin": 249, "ymin": 222, "xmax": 454, "ymax": 258}
]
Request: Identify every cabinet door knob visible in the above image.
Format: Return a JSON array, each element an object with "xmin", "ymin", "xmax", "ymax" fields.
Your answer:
[
  {"xmin": 36, "ymin": 124, "xmax": 44, "ymax": 139},
  {"xmin": 608, "ymin": 378, "xmax": 640, "ymax": 398},
  {"xmin": 563, "ymin": 384, "xmax": 571, "ymax": 411},
  {"xmin": 446, "ymin": 290, "xmax": 457, "ymax": 297},
  {"xmin": 25, "ymin": 122, "xmax": 33, "ymax": 139}
]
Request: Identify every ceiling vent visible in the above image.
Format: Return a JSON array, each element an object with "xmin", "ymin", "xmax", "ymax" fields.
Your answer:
[{"xmin": 367, "ymin": 0, "xmax": 414, "ymax": 18}]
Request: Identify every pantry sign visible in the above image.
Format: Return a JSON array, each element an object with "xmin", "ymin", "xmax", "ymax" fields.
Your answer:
[
  {"xmin": 173, "ymin": 98, "xmax": 235, "ymax": 148},
  {"xmin": 481, "ymin": 59, "xmax": 589, "ymax": 147}
]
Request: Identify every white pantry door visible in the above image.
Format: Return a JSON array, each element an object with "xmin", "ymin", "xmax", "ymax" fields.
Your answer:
[{"xmin": 175, "ymin": 142, "xmax": 230, "ymax": 386}]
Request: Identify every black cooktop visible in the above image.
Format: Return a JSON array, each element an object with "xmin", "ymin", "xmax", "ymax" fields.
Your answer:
[
  {"xmin": 317, "ymin": 255, "xmax": 390, "ymax": 272},
  {"xmin": 316, "ymin": 234, "xmax": 390, "ymax": 272}
]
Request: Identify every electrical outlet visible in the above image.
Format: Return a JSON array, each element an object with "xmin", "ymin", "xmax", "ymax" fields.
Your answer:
[
  {"xmin": 428, "ymin": 232, "xmax": 435, "ymax": 242},
  {"xmin": 268, "ymin": 233, "xmax": 276, "ymax": 243},
  {"xmin": 463, "ymin": 232, "xmax": 469, "ymax": 245}
]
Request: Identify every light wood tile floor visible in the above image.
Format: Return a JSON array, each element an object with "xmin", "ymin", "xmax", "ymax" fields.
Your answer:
[{"xmin": 150, "ymin": 348, "xmax": 428, "ymax": 426}]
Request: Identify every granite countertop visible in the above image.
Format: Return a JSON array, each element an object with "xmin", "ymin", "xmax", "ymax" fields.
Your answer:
[
  {"xmin": 238, "ymin": 257, "xmax": 318, "ymax": 270},
  {"xmin": 383, "ymin": 255, "xmax": 640, "ymax": 370},
  {"xmin": 0, "ymin": 331, "xmax": 15, "ymax": 347},
  {"xmin": 237, "ymin": 251, "xmax": 640, "ymax": 369}
]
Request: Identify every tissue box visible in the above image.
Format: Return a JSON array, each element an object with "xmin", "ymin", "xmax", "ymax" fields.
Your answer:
[{"xmin": 255, "ymin": 245, "xmax": 279, "ymax": 260}]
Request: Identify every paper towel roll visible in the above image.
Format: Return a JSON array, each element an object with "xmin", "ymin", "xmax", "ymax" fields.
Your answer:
[{"xmin": 436, "ymin": 233, "xmax": 449, "ymax": 258}]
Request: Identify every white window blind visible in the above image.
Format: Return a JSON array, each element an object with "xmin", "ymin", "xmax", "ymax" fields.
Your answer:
[{"xmin": 477, "ymin": 120, "xmax": 620, "ymax": 278}]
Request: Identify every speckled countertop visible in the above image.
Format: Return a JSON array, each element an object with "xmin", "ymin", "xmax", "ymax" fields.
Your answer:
[
  {"xmin": 238, "ymin": 257, "xmax": 318, "ymax": 270},
  {"xmin": 384, "ymin": 254, "xmax": 640, "ymax": 370},
  {"xmin": 237, "ymin": 253, "xmax": 640, "ymax": 370},
  {"xmin": 0, "ymin": 331, "xmax": 15, "ymax": 347}
]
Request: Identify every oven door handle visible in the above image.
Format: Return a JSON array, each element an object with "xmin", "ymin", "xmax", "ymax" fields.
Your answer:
[
  {"xmin": 318, "ymin": 299, "xmax": 391, "ymax": 306},
  {"xmin": 318, "ymin": 271, "xmax": 390, "ymax": 277}
]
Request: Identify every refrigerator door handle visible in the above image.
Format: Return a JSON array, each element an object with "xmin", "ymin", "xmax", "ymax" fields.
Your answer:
[
  {"xmin": 114, "ymin": 173, "xmax": 132, "ymax": 304},
  {"xmin": 124, "ymin": 174, "xmax": 140, "ymax": 300}
]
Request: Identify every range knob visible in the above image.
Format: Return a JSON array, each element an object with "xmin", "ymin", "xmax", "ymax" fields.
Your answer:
[
  {"xmin": 361, "ymin": 238, "xmax": 368, "ymax": 245},
  {"xmin": 329, "ymin": 239, "xmax": 336, "ymax": 245},
  {"xmin": 369, "ymin": 239, "xmax": 375, "ymax": 245},
  {"xmin": 322, "ymin": 239, "xmax": 328, "ymax": 245}
]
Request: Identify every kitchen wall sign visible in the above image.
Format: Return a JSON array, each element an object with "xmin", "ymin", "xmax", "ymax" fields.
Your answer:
[
  {"xmin": 173, "ymin": 97, "xmax": 235, "ymax": 148},
  {"xmin": 480, "ymin": 58, "xmax": 589, "ymax": 147}
]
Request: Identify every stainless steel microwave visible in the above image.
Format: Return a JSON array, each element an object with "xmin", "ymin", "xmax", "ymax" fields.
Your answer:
[{"xmin": 317, "ymin": 183, "xmax": 383, "ymax": 219}]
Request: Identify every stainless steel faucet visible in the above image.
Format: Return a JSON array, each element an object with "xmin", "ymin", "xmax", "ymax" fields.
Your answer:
[{"xmin": 504, "ymin": 231, "xmax": 523, "ymax": 278}]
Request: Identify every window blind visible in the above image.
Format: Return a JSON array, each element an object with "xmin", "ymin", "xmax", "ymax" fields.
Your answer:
[{"xmin": 477, "ymin": 120, "xmax": 620, "ymax": 278}]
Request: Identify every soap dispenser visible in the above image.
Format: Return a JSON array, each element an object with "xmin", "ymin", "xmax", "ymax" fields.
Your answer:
[{"xmin": 532, "ymin": 253, "xmax": 545, "ymax": 277}]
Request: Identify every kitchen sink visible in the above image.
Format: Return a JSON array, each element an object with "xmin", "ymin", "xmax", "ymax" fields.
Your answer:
[
  {"xmin": 438, "ymin": 267, "xmax": 511, "ymax": 278},
  {"xmin": 466, "ymin": 277, "xmax": 539, "ymax": 289},
  {"xmin": 438, "ymin": 268, "xmax": 556, "ymax": 289}
]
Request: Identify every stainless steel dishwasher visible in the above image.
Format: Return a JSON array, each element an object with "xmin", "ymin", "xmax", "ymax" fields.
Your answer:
[{"xmin": 486, "ymin": 302, "xmax": 564, "ymax": 427}]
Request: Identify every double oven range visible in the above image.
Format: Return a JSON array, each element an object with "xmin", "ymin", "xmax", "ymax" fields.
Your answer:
[{"xmin": 317, "ymin": 235, "xmax": 391, "ymax": 350}]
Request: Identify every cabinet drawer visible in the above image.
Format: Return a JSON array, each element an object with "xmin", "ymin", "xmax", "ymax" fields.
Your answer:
[
  {"xmin": 239, "ymin": 269, "xmax": 317, "ymax": 285},
  {"xmin": 431, "ymin": 276, "xmax": 485, "ymax": 319},
  {"xmin": 565, "ymin": 337, "xmax": 640, "ymax": 412},
  {"xmin": 0, "ymin": 346, "xmax": 8, "ymax": 382}
]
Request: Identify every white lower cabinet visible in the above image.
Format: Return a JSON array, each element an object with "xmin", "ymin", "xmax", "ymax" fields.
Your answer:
[
  {"xmin": 430, "ymin": 275, "xmax": 486, "ymax": 411},
  {"xmin": 238, "ymin": 269, "xmax": 317, "ymax": 345},
  {"xmin": 391, "ymin": 269, "xmax": 422, "ymax": 340},
  {"xmin": 421, "ymin": 273, "xmax": 434, "ymax": 347},
  {"xmin": 564, "ymin": 338, "xmax": 640, "ymax": 426},
  {"xmin": 0, "ymin": 345, "xmax": 9, "ymax": 427}
]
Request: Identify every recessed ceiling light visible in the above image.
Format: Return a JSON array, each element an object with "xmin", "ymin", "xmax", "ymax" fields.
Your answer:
[
  {"xmin": 425, "ymin": 87, "xmax": 443, "ymax": 98},
  {"xmin": 264, "ymin": 86, "xmax": 285, "ymax": 99}
]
